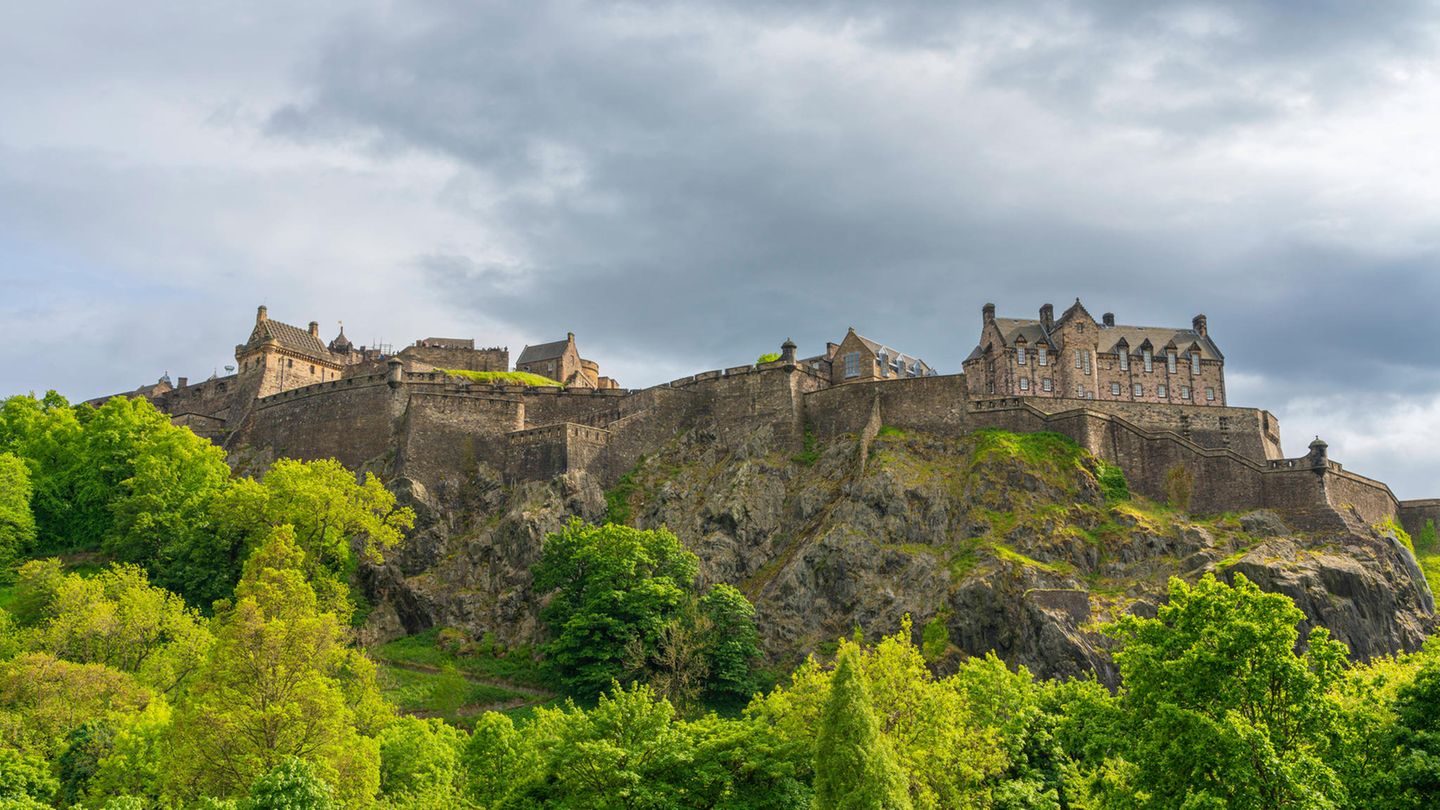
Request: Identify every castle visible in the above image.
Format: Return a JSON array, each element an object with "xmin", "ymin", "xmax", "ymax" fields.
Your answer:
[{"xmin": 98, "ymin": 301, "xmax": 1440, "ymax": 543}]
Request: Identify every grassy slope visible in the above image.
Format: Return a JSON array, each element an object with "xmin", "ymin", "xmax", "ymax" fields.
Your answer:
[
  {"xmin": 373, "ymin": 628, "xmax": 561, "ymax": 727},
  {"xmin": 436, "ymin": 368, "xmax": 565, "ymax": 387}
]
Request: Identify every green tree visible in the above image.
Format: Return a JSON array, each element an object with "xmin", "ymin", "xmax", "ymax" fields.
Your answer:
[
  {"xmin": 701, "ymin": 583, "xmax": 761, "ymax": 702},
  {"xmin": 248, "ymin": 758, "xmax": 336, "ymax": 810},
  {"xmin": 812, "ymin": 647, "xmax": 911, "ymax": 810},
  {"xmin": 0, "ymin": 393, "xmax": 87, "ymax": 553},
  {"xmin": 534, "ymin": 520, "xmax": 700, "ymax": 695},
  {"xmin": 461, "ymin": 712, "xmax": 533, "ymax": 808},
  {"xmin": 166, "ymin": 527, "xmax": 383, "ymax": 807},
  {"xmin": 1389, "ymin": 645, "xmax": 1440, "ymax": 807},
  {"xmin": 1106, "ymin": 573, "xmax": 1349, "ymax": 808},
  {"xmin": 0, "ymin": 652, "xmax": 154, "ymax": 760},
  {"xmin": 0, "ymin": 747, "xmax": 57, "ymax": 807},
  {"xmin": 31, "ymin": 563, "xmax": 213, "ymax": 696},
  {"xmin": 55, "ymin": 720, "xmax": 116, "ymax": 807},
  {"xmin": 0, "ymin": 454, "xmax": 35, "ymax": 580},
  {"xmin": 376, "ymin": 716, "xmax": 465, "ymax": 805}
]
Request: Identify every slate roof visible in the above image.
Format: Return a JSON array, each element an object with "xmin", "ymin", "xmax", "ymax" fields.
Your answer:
[
  {"xmin": 241, "ymin": 318, "xmax": 332, "ymax": 362},
  {"xmin": 516, "ymin": 339, "xmax": 571, "ymax": 365},
  {"xmin": 972, "ymin": 312, "xmax": 1222, "ymax": 360},
  {"xmin": 851, "ymin": 332, "xmax": 937, "ymax": 377}
]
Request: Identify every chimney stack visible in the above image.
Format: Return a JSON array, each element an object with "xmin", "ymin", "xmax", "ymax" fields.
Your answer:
[
  {"xmin": 309, "ymin": 321, "xmax": 319, "ymax": 337},
  {"xmin": 256, "ymin": 305, "xmax": 268, "ymax": 323},
  {"xmin": 1102, "ymin": 312, "xmax": 1115, "ymax": 327},
  {"xmin": 1040, "ymin": 303, "xmax": 1054, "ymax": 330},
  {"xmin": 177, "ymin": 377, "xmax": 188, "ymax": 388},
  {"xmin": 982, "ymin": 303, "xmax": 995, "ymax": 324},
  {"xmin": 1193, "ymin": 314, "xmax": 1208, "ymax": 336}
]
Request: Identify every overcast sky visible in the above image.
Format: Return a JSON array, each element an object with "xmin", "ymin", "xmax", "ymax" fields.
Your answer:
[{"xmin": 3, "ymin": 1, "xmax": 1439, "ymax": 498}]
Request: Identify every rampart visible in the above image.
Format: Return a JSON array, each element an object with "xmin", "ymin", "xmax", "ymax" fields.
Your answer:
[
  {"xmin": 217, "ymin": 357, "xmax": 1425, "ymax": 538},
  {"xmin": 1401, "ymin": 499, "xmax": 1440, "ymax": 541}
]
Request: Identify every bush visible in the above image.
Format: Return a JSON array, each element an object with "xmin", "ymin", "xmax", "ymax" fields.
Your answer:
[
  {"xmin": 1095, "ymin": 461, "xmax": 1129, "ymax": 502},
  {"xmin": 756, "ymin": 352, "xmax": 781, "ymax": 365},
  {"xmin": 436, "ymin": 369, "xmax": 563, "ymax": 387}
]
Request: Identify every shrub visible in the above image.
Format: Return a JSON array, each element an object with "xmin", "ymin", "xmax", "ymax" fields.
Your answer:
[
  {"xmin": 1095, "ymin": 461, "xmax": 1130, "ymax": 502},
  {"xmin": 756, "ymin": 352, "xmax": 781, "ymax": 365},
  {"xmin": 436, "ymin": 369, "xmax": 564, "ymax": 387},
  {"xmin": 792, "ymin": 424, "xmax": 821, "ymax": 467}
]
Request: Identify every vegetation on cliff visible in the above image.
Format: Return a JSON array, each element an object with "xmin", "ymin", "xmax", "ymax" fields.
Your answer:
[{"xmin": 0, "ymin": 391, "xmax": 1437, "ymax": 806}]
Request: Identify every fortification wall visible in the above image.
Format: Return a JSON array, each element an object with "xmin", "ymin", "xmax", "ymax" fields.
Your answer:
[
  {"xmin": 1401, "ymin": 500, "xmax": 1440, "ymax": 540},
  {"xmin": 154, "ymin": 373, "xmax": 240, "ymax": 423},
  {"xmin": 239, "ymin": 374, "xmax": 400, "ymax": 470},
  {"xmin": 399, "ymin": 344, "xmax": 509, "ymax": 373},
  {"xmin": 520, "ymin": 387, "xmax": 627, "ymax": 430},
  {"xmin": 1014, "ymin": 396, "xmax": 1282, "ymax": 461},
  {"xmin": 397, "ymin": 392, "xmax": 523, "ymax": 484}
]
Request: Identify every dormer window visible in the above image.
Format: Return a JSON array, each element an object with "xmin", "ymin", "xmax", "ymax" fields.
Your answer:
[
  {"xmin": 1038, "ymin": 347, "xmax": 1048, "ymax": 366},
  {"xmin": 1167, "ymin": 351, "xmax": 1177, "ymax": 374},
  {"xmin": 1142, "ymin": 349, "xmax": 1153, "ymax": 373},
  {"xmin": 1191, "ymin": 351, "xmax": 1201, "ymax": 373},
  {"xmin": 1119, "ymin": 350, "xmax": 1129, "ymax": 371},
  {"xmin": 1017, "ymin": 346, "xmax": 1027, "ymax": 365}
]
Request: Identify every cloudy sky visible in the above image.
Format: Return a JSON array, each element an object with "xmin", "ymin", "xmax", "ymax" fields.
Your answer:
[{"xmin": 3, "ymin": 1, "xmax": 1439, "ymax": 497}]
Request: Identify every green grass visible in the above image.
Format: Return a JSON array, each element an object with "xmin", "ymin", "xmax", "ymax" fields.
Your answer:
[
  {"xmin": 376, "ymin": 627, "xmax": 553, "ymax": 690},
  {"xmin": 1095, "ymin": 460, "xmax": 1130, "ymax": 502},
  {"xmin": 991, "ymin": 542, "xmax": 1074, "ymax": 575},
  {"xmin": 970, "ymin": 429, "xmax": 1085, "ymax": 468},
  {"xmin": 436, "ymin": 368, "xmax": 565, "ymax": 387},
  {"xmin": 379, "ymin": 664, "xmax": 528, "ymax": 725},
  {"xmin": 791, "ymin": 423, "xmax": 821, "ymax": 467},
  {"xmin": 876, "ymin": 425, "xmax": 907, "ymax": 440}
]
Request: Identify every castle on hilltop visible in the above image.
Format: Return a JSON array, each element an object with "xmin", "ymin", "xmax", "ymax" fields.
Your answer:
[{"xmin": 96, "ymin": 300, "xmax": 1439, "ymax": 543}]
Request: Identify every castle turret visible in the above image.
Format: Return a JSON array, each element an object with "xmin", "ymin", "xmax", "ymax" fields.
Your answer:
[
  {"xmin": 780, "ymin": 337, "xmax": 797, "ymax": 363},
  {"xmin": 1308, "ymin": 436, "xmax": 1329, "ymax": 467}
]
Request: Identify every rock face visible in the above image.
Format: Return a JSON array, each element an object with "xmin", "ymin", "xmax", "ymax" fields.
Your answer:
[{"xmin": 364, "ymin": 426, "xmax": 1435, "ymax": 684}]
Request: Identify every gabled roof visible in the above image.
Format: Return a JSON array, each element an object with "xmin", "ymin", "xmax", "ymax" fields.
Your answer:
[
  {"xmin": 845, "ymin": 330, "xmax": 937, "ymax": 376},
  {"xmin": 241, "ymin": 318, "xmax": 332, "ymax": 362},
  {"xmin": 516, "ymin": 339, "xmax": 571, "ymax": 365},
  {"xmin": 1099, "ymin": 326, "xmax": 1221, "ymax": 358}
]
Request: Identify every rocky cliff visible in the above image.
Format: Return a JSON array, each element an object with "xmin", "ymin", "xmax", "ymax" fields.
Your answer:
[{"xmin": 362, "ymin": 425, "xmax": 1435, "ymax": 684}]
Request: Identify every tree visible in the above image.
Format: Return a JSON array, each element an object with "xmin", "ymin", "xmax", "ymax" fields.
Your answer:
[
  {"xmin": 1105, "ymin": 573, "xmax": 1349, "ymax": 808},
  {"xmin": 1389, "ymin": 645, "xmax": 1440, "ymax": 807},
  {"xmin": 0, "ymin": 393, "xmax": 87, "ymax": 553},
  {"xmin": 31, "ymin": 563, "xmax": 213, "ymax": 696},
  {"xmin": 534, "ymin": 520, "xmax": 700, "ymax": 695},
  {"xmin": 701, "ymin": 583, "xmax": 761, "ymax": 702},
  {"xmin": 0, "ymin": 747, "xmax": 58, "ymax": 807},
  {"xmin": 812, "ymin": 647, "xmax": 912, "ymax": 810},
  {"xmin": 55, "ymin": 720, "xmax": 116, "ymax": 808},
  {"xmin": 166, "ymin": 527, "xmax": 383, "ymax": 807},
  {"xmin": 0, "ymin": 652, "xmax": 154, "ymax": 760},
  {"xmin": 376, "ymin": 716, "xmax": 465, "ymax": 805},
  {"xmin": 248, "ymin": 758, "xmax": 336, "ymax": 810},
  {"xmin": 0, "ymin": 454, "xmax": 35, "ymax": 580}
]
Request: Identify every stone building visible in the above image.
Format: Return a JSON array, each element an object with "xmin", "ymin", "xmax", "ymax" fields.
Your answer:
[
  {"xmin": 236, "ymin": 306, "xmax": 346, "ymax": 398},
  {"xmin": 515, "ymin": 332, "xmax": 618, "ymax": 389},
  {"xmin": 963, "ymin": 299, "xmax": 1226, "ymax": 406},
  {"xmin": 815, "ymin": 328, "xmax": 936, "ymax": 385}
]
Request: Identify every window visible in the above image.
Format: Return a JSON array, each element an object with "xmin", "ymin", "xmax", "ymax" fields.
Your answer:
[
  {"xmin": 1042, "ymin": 378, "xmax": 1053, "ymax": 392},
  {"xmin": 1110, "ymin": 382, "xmax": 1121, "ymax": 396},
  {"xmin": 1191, "ymin": 351, "xmax": 1201, "ymax": 373},
  {"xmin": 1119, "ymin": 351, "xmax": 1129, "ymax": 371},
  {"xmin": 1142, "ymin": 349, "xmax": 1153, "ymax": 372},
  {"xmin": 1084, "ymin": 351, "xmax": 1092, "ymax": 374},
  {"xmin": 1037, "ymin": 347, "xmax": 1048, "ymax": 366},
  {"xmin": 287, "ymin": 358, "xmax": 293, "ymax": 368},
  {"xmin": 1158, "ymin": 384, "xmax": 1168, "ymax": 398},
  {"xmin": 1206, "ymin": 387, "xmax": 1216, "ymax": 401},
  {"xmin": 1019, "ymin": 377, "xmax": 1030, "ymax": 391},
  {"xmin": 1133, "ymin": 383, "xmax": 1143, "ymax": 397},
  {"xmin": 1076, "ymin": 384, "xmax": 1086, "ymax": 398},
  {"xmin": 1167, "ymin": 351, "xmax": 1177, "ymax": 374},
  {"xmin": 1075, "ymin": 349, "xmax": 1084, "ymax": 369},
  {"xmin": 844, "ymin": 352, "xmax": 860, "ymax": 378},
  {"xmin": 310, "ymin": 364, "xmax": 316, "ymax": 374},
  {"xmin": 1017, "ymin": 346, "xmax": 1026, "ymax": 365},
  {"xmin": 1181, "ymin": 386, "xmax": 1191, "ymax": 399}
]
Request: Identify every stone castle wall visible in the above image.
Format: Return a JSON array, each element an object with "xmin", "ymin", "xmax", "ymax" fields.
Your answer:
[
  {"xmin": 207, "ymin": 355, "xmax": 1421, "ymax": 537},
  {"xmin": 1400, "ymin": 500, "xmax": 1440, "ymax": 540}
]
